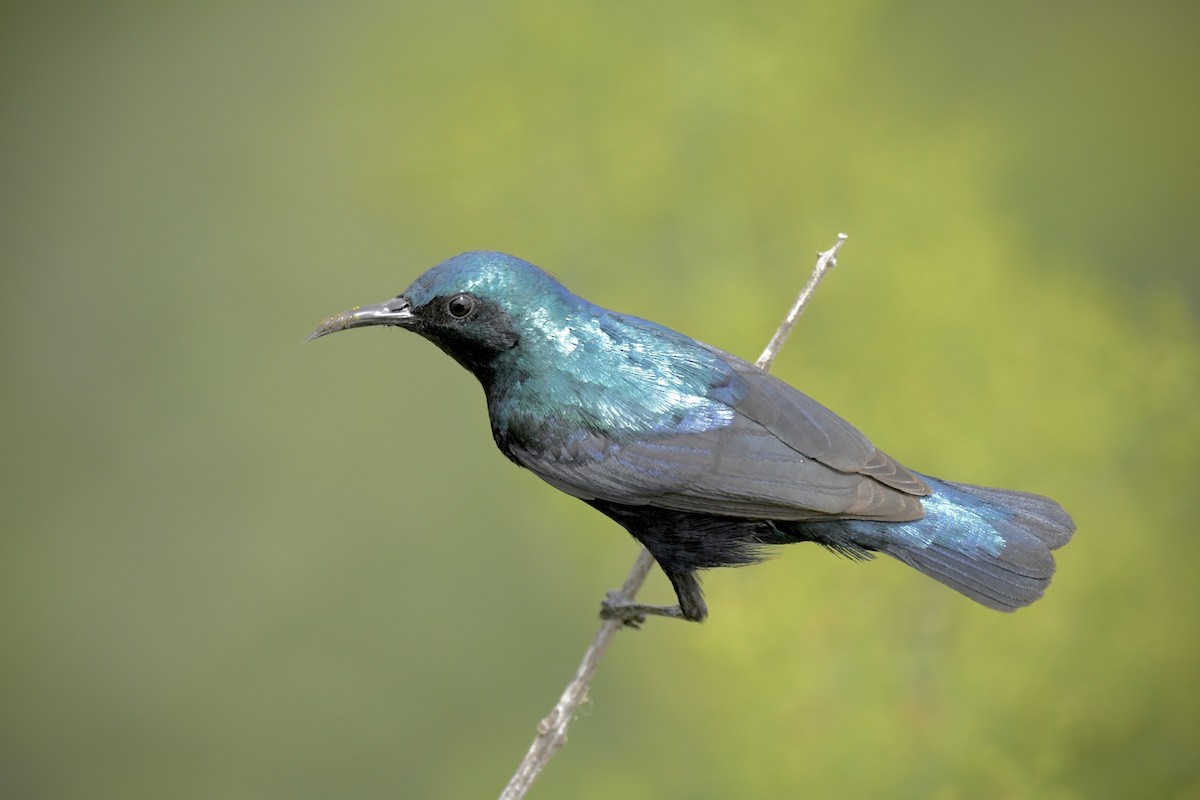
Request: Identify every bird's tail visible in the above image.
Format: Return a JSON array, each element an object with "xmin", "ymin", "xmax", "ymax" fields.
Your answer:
[{"xmin": 797, "ymin": 476, "xmax": 1075, "ymax": 611}]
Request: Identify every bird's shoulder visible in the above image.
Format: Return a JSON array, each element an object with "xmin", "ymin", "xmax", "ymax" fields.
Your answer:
[{"xmin": 488, "ymin": 308, "xmax": 738, "ymax": 446}]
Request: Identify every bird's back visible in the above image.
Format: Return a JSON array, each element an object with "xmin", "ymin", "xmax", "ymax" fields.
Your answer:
[{"xmin": 487, "ymin": 306, "xmax": 928, "ymax": 524}]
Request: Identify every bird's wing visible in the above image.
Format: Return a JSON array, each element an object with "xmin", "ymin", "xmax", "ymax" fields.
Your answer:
[
  {"xmin": 507, "ymin": 346, "xmax": 929, "ymax": 522},
  {"xmin": 703, "ymin": 345, "xmax": 930, "ymax": 498}
]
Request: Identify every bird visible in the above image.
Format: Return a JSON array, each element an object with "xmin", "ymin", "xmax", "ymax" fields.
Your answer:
[{"xmin": 309, "ymin": 250, "xmax": 1074, "ymax": 624}]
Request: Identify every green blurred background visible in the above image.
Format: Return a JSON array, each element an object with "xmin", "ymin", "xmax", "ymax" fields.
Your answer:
[{"xmin": 2, "ymin": 2, "xmax": 1197, "ymax": 798}]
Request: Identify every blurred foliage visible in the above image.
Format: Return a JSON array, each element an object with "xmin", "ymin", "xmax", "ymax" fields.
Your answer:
[{"xmin": 2, "ymin": 1, "xmax": 1198, "ymax": 798}]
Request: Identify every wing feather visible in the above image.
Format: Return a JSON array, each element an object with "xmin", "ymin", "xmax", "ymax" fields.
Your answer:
[
  {"xmin": 505, "ymin": 341, "xmax": 927, "ymax": 523},
  {"xmin": 706, "ymin": 345, "xmax": 930, "ymax": 497}
]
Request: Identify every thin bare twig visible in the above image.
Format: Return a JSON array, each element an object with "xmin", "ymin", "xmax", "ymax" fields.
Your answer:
[
  {"xmin": 498, "ymin": 549, "xmax": 655, "ymax": 800},
  {"xmin": 499, "ymin": 234, "xmax": 848, "ymax": 800},
  {"xmin": 756, "ymin": 232, "xmax": 847, "ymax": 372}
]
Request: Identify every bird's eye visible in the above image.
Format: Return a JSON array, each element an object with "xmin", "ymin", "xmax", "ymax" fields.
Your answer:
[{"xmin": 447, "ymin": 294, "xmax": 475, "ymax": 319}]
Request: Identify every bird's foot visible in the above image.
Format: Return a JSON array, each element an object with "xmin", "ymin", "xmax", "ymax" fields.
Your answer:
[{"xmin": 600, "ymin": 590, "xmax": 685, "ymax": 629}]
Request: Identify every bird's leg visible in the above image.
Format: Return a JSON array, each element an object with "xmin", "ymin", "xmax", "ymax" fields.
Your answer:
[{"xmin": 599, "ymin": 569, "xmax": 707, "ymax": 627}]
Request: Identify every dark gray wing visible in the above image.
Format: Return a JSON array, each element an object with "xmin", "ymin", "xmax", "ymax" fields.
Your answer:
[
  {"xmin": 508, "ymin": 345, "xmax": 929, "ymax": 522},
  {"xmin": 704, "ymin": 345, "xmax": 930, "ymax": 498}
]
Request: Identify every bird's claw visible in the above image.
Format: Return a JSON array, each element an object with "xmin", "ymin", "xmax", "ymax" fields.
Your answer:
[{"xmin": 600, "ymin": 590, "xmax": 647, "ymax": 629}]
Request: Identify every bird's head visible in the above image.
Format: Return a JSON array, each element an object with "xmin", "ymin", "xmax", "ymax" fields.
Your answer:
[{"xmin": 308, "ymin": 251, "xmax": 574, "ymax": 378}]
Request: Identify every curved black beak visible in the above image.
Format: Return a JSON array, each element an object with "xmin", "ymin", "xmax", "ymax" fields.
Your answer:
[{"xmin": 307, "ymin": 296, "xmax": 414, "ymax": 342}]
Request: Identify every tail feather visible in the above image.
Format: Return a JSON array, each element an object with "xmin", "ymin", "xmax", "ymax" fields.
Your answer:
[
  {"xmin": 881, "ymin": 477, "xmax": 1074, "ymax": 611},
  {"xmin": 882, "ymin": 535, "xmax": 1054, "ymax": 611},
  {"xmin": 795, "ymin": 475, "xmax": 1075, "ymax": 611},
  {"xmin": 940, "ymin": 480, "xmax": 1075, "ymax": 550}
]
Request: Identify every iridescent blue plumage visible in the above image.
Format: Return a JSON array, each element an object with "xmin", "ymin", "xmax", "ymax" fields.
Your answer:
[
  {"xmin": 402, "ymin": 252, "xmax": 739, "ymax": 442},
  {"xmin": 311, "ymin": 250, "xmax": 1075, "ymax": 621}
]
